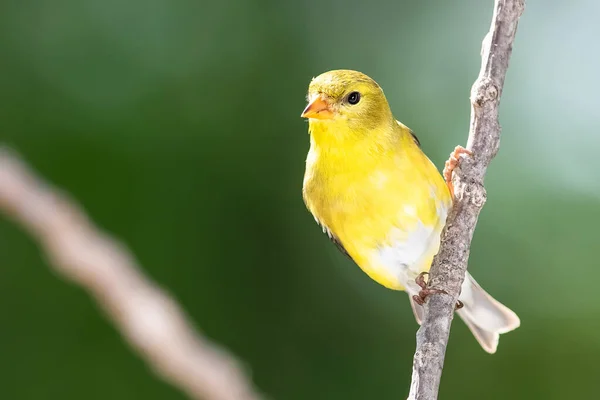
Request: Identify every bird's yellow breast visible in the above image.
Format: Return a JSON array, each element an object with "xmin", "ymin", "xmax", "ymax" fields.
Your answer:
[{"xmin": 303, "ymin": 123, "xmax": 451, "ymax": 291}]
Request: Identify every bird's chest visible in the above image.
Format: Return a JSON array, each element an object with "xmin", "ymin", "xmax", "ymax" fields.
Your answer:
[{"xmin": 303, "ymin": 158, "xmax": 404, "ymax": 248}]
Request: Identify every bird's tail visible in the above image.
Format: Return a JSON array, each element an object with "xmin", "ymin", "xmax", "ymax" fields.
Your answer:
[
  {"xmin": 456, "ymin": 272, "xmax": 520, "ymax": 353},
  {"xmin": 409, "ymin": 272, "xmax": 520, "ymax": 354}
]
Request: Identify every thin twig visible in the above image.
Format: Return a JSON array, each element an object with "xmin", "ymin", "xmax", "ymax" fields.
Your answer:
[
  {"xmin": 407, "ymin": 1, "xmax": 525, "ymax": 399},
  {"xmin": 0, "ymin": 147, "xmax": 263, "ymax": 400}
]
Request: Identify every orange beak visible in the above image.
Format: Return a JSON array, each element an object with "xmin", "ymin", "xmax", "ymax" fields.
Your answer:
[{"xmin": 301, "ymin": 96, "xmax": 334, "ymax": 120}]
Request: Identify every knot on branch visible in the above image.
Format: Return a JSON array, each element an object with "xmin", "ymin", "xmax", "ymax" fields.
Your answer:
[
  {"xmin": 471, "ymin": 78, "xmax": 498, "ymax": 107},
  {"xmin": 460, "ymin": 180, "xmax": 487, "ymax": 208},
  {"xmin": 514, "ymin": 0, "xmax": 526, "ymax": 16}
]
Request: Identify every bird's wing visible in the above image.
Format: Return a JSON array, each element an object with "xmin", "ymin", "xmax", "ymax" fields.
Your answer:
[
  {"xmin": 331, "ymin": 235, "xmax": 352, "ymax": 260},
  {"xmin": 319, "ymin": 220, "xmax": 354, "ymax": 261},
  {"xmin": 396, "ymin": 120, "xmax": 420, "ymax": 147},
  {"xmin": 409, "ymin": 130, "xmax": 420, "ymax": 147}
]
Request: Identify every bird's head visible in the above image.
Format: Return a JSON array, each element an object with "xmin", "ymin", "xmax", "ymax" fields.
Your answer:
[{"xmin": 301, "ymin": 70, "xmax": 394, "ymax": 144}]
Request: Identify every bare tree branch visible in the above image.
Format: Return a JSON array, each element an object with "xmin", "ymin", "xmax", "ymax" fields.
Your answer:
[
  {"xmin": 0, "ymin": 147, "xmax": 263, "ymax": 400},
  {"xmin": 407, "ymin": 1, "xmax": 525, "ymax": 399}
]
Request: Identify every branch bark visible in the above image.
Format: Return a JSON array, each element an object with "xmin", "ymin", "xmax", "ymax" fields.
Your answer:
[
  {"xmin": 407, "ymin": 1, "xmax": 525, "ymax": 399},
  {"xmin": 0, "ymin": 147, "xmax": 262, "ymax": 400}
]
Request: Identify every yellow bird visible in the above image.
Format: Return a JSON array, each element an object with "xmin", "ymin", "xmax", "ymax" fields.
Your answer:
[{"xmin": 301, "ymin": 69, "xmax": 519, "ymax": 353}]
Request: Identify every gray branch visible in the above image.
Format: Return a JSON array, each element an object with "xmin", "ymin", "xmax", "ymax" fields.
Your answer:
[
  {"xmin": 407, "ymin": 1, "xmax": 525, "ymax": 399},
  {"xmin": 0, "ymin": 147, "xmax": 262, "ymax": 400}
]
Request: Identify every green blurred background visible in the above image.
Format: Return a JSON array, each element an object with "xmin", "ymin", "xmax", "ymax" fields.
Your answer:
[{"xmin": 1, "ymin": 0, "xmax": 598, "ymax": 398}]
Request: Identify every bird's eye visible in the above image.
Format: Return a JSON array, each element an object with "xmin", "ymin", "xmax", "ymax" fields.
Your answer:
[{"xmin": 347, "ymin": 91, "xmax": 361, "ymax": 105}]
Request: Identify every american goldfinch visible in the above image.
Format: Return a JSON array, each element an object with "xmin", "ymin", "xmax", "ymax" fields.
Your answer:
[{"xmin": 301, "ymin": 70, "xmax": 519, "ymax": 353}]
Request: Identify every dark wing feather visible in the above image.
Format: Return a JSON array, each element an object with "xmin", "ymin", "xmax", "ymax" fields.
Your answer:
[
  {"xmin": 318, "ymin": 221, "xmax": 353, "ymax": 261},
  {"xmin": 410, "ymin": 129, "xmax": 421, "ymax": 147},
  {"xmin": 330, "ymin": 235, "xmax": 352, "ymax": 259}
]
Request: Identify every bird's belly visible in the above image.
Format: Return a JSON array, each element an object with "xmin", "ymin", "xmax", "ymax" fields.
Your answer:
[
  {"xmin": 359, "ymin": 223, "xmax": 443, "ymax": 292},
  {"xmin": 331, "ymin": 201, "xmax": 447, "ymax": 293}
]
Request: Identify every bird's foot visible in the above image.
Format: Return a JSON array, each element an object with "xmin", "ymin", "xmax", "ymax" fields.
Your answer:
[
  {"xmin": 412, "ymin": 272, "xmax": 464, "ymax": 310},
  {"xmin": 443, "ymin": 146, "xmax": 473, "ymax": 197},
  {"xmin": 412, "ymin": 289, "xmax": 448, "ymax": 306},
  {"xmin": 412, "ymin": 272, "xmax": 447, "ymax": 305}
]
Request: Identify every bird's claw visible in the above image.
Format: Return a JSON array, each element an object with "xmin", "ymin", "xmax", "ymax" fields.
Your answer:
[
  {"xmin": 443, "ymin": 146, "xmax": 473, "ymax": 198},
  {"xmin": 412, "ymin": 272, "xmax": 463, "ymax": 310},
  {"xmin": 415, "ymin": 271, "xmax": 429, "ymax": 290}
]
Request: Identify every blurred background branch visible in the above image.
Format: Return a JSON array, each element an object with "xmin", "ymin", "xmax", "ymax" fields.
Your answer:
[
  {"xmin": 408, "ymin": 1, "xmax": 525, "ymax": 399},
  {"xmin": 0, "ymin": 147, "xmax": 262, "ymax": 400}
]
